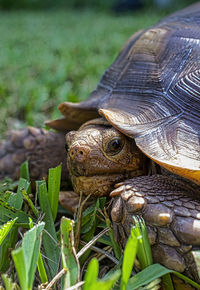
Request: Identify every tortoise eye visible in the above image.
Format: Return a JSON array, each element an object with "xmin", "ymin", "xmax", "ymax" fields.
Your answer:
[{"xmin": 105, "ymin": 138, "xmax": 124, "ymax": 155}]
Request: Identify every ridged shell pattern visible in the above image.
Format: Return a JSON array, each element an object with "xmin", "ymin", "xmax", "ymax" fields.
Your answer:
[{"xmin": 88, "ymin": 3, "xmax": 200, "ymax": 182}]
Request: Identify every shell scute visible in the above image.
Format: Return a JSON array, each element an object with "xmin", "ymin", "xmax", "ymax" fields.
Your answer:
[
  {"xmin": 97, "ymin": 5, "xmax": 200, "ymax": 182},
  {"xmin": 48, "ymin": 3, "xmax": 200, "ymax": 183}
]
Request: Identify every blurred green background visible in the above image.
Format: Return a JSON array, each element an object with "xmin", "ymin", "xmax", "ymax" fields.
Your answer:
[{"xmin": 0, "ymin": 0, "xmax": 196, "ymax": 136}]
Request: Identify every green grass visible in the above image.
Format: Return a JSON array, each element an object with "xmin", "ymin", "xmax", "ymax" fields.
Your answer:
[
  {"xmin": 1, "ymin": 164, "xmax": 199, "ymax": 289},
  {"xmin": 0, "ymin": 6, "xmax": 200, "ymax": 289},
  {"xmin": 0, "ymin": 8, "xmax": 167, "ymax": 137}
]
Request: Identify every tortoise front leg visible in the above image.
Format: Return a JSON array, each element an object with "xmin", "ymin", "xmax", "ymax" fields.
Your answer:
[
  {"xmin": 110, "ymin": 175, "xmax": 200, "ymax": 283},
  {"xmin": 59, "ymin": 190, "xmax": 95, "ymax": 214},
  {"xmin": 59, "ymin": 191, "xmax": 81, "ymax": 214}
]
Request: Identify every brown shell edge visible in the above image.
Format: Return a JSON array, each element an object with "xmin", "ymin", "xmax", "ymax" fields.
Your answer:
[{"xmin": 99, "ymin": 108, "xmax": 200, "ymax": 185}]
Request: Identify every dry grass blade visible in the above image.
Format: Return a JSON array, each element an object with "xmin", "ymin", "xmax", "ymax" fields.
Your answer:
[
  {"xmin": 65, "ymin": 281, "xmax": 85, "ymax": 290},
  {"xmin": 80, "ymin": 240, "xmax": 119, "ymax": 265},
  {"xmin": 75, "ymin": 193, "xmax": 92, "ymax": 250},
  {"xmin": 45, "ymin": 268, "xmax": 67, "ymax": 290},
  {"xmin": 77, "ymin": 227, "xmax": 109, "ymax": 258}
]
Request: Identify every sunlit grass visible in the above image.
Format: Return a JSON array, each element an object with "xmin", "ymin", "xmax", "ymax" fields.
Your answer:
[
  {"xmin": 0, "ymin": 161, "xmax": 200, "ymax": 288},
  {"xmin": 0, "ymin": 9, "xmax": 164, "ymax": 136}
]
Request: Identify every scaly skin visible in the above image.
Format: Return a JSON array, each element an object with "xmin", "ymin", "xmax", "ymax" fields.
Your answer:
[
  {"xmin": 110, "ymin": 175, "xmax": 200, "ymax": 282},
  {"xmin": 0, "ymin": 127, "xmax": 67, "ymax": 181},
  {"xmin": 66, "ymin": 120, "xmax": 200, "ymax": 283},
  {"xmin": 66, "ymin": 120, "xmax": 147, "ymax": 196},
  {"xmin": 1, "ymin": 120, "xmax": 200, "ymax": 283}
]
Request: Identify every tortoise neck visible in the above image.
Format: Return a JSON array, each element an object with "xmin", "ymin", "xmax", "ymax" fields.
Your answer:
[{"xmin": 152, "ymin": 161, "xmax": 200, "ymax": 194}]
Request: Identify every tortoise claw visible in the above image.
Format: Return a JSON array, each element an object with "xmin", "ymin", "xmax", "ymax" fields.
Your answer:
[
  {"xmin": 110, "ymin": 185, "xmax": 125, "ymax": 197},
  {"xmin": 114, "ymin": 182, "xmax": 124, "ymax": 188}
]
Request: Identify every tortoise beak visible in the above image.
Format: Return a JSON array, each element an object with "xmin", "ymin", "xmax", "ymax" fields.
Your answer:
[{"xmin": 67, "ymin": 152, "xmax": 89, "ymax": 177}]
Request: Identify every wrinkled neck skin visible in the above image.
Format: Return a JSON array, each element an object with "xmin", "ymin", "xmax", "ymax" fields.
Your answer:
[{"xmin": 66, "ymin": 118, "xmax": 147, "ymax": 196}]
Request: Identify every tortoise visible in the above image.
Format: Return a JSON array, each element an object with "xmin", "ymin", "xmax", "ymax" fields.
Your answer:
[{"xmin": 0, "ymin": 2, "xmax": 200, "ymax": 284}]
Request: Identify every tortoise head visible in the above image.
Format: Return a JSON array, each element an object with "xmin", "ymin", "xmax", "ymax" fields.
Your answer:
[{"xmin": 66, "ymin": 118, "xmax": 147, "ymax": 196}]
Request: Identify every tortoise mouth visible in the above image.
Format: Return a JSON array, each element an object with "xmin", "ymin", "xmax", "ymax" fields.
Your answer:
[
  {"xmin": 69, "ymin": 164, "xmax": 140, "ymax": 178},
  {"xmin": 69, "ymin": 169, "xmax": 145, "ymax": 196},
  {"xmin": 69, "ymin": 165, "xmax": 83, "ymax": 177},
  {"xmin": 68, "ymin": 160, "xmax": 144, "ymax": 178},
  {"xmin": 69, "ymin": 162, "xmax": 125, "ymax": 178},
  {"xmin": 68, "ymin": 159, "xmax": 93, "ymax": 177},
  {"xmin": 70, "ymin": 173, "xmax": 125, "ymax": 196}
]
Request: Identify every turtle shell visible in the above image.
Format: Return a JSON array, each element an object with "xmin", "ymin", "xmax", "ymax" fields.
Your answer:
[{"xmin": 46, "ymin": 3, "xmax": 200, "ymax": 185}]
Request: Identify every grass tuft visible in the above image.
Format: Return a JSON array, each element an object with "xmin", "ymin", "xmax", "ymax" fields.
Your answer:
[
  {"xmin": 0, "ymin": 163, "xmax": 200, "ymax": 288},
  {"xmin": 0, "ymin": 9, "xmax": 164, "ymax": 137}
]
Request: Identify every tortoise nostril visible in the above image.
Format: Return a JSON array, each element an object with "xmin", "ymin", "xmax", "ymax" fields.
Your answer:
[{"xmin": 69, "ymin": 145, "xmax": 90, "ymax": 162}]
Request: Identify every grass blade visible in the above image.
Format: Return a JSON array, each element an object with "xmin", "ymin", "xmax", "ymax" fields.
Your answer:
[
  {"xmin": 127, "ymin": 264, "xmax": 171, "ymax": 289},
  {"xmin": 37, "ymin": 251, "xmax": 49, "ymax": 284},
  {"xmin": 8, "ymin": 178, "xmax": 30, "ymax": 210},
  {"xmin": 1, "ymin": 274, "xmax": 20, "ymax": 290},
  {"xmin": 83, "ymin": 258, "xmax": 99, "ymax": 289},
  {"xmin": 174, "ymin": 272, "xmax": 200, "ymax": 289},
  {"xmin": 48, "ymin": 164, "xmax": 61, "ymax": 221},
  {"xmin": 105, "ymin": 216, "xmax": 121, "ymax": 260},
  {"xmin": 126, "ymin": 263, "xmax": 200, "ymax": 290},
  {"xmin": 12, "ymin": 222, "xmax": 45, "ymax": 290},
  {"xmin": 77, "ymin": 198, "xmax": 101, "ymax": 263},
  {"xmin": 0, "ymin": 200, "xmax": 30, "ymax": 225},
  {"xmin": 37, "ymin": 180, "xmax": 60, "ymax": 279},
  {"xmin": 0, "ymin": 224, "xmax": 18, "ymax": 272},
  {"xmin": 12, "ymin": 248, "xmax": 27, "ymax": 289},
  {"xmin": 161, "ymin": 273, "xmax": 174, "ymax": 290},
  {"xmin": 29, "ymin": 218, "xmax": 48, "ymax": 284},
  {"xmin": 120, "ymin": 232, "xmax": 138, "ymax": 290},
  {"xmin": 97, "ymin": 270, "xmax": 121, "ymax": 290},
  {"xmin": 132, "ymin": 216, "xmax": 153, "ymax": 269},
  {"xmin": 0, "ymin": 217, "xmax": 18, "ymax": 246},
  {"xmin": 20, "ymin": 161, "xmax": 30, "ymax": 181},
  {"xmin": 21, "ymin": 189, "xmax": 39, "ymax": 218},
  {"xmin": 61, "ymin": 217, "xmax": 79, "ymax": 288},
  {"xmin": 83, "ymin": 258, "xmax": 121, "ymax": 290}
]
